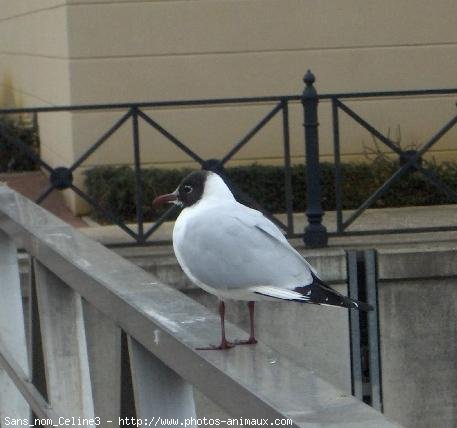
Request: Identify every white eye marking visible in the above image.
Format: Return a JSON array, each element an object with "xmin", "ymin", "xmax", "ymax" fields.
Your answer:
[{"xmin": 183, "ymin": 185, "xmax": 193, "ymax": 194}]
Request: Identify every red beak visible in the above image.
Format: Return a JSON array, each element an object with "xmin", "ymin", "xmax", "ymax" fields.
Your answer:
[{"xmin": 153, "ymin": 191, "xmax": 178, "ymax": 208}]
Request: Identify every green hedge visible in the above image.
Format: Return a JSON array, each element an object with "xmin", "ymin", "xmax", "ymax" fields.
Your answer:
[
  {"xmin": 84, "ymin": 161, "xmax": 457, "ymax": 223},
  {"xmin": 0, "ymin": 117, "xmax": 40, "ymax": 172}
]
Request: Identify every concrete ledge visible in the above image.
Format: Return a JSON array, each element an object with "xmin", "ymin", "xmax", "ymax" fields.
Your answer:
[{"xmin": 378, "ymin": 244, "xmax": 457, "ymax": 280}]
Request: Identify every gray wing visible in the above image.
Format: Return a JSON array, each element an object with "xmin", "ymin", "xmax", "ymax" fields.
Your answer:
[{"xmin": 175, "ymin": 202, "xmax": 314, "ymax": 290}]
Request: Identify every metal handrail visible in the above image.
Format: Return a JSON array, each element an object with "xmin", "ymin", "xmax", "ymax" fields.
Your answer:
[
  {"xmin": 0, "ymin": 87, "xmax": 456, "ymax": 114},
  {"xmin": 0, "ymin": 185, "xmax": 399, "ymax": 426}
]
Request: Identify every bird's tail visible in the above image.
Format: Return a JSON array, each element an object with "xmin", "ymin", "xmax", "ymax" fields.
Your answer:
[{"xmin": 294, "ymin": 273, "xmax": 373, "ymax": 311}]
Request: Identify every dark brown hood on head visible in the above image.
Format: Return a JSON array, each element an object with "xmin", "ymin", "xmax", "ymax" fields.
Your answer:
[
  {"xmin": 153, "ymin": 170, "xmax": 210, "ymax": 209},
  {"xmin": 176, "ymin": 170, "xmax": 209, "ymax": 207}
]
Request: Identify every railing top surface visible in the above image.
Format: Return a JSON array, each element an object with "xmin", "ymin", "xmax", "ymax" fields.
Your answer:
[
  {"xmin": 0, "ymin": 185, "xmax": 399, "ymax": 427},
  {"xmin": 0, "ymin": 87, "xmax": 456, "ymax": 114}
]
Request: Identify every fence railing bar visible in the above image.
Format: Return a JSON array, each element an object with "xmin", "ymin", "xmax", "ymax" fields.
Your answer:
[
  {"xmin": 416, "ymin": 112, "xmax": 457, "ymax": 157},
  {"xmin": 340, "ymin": 168, "xmax": 405, "ymax": 229},
  {"xmin": 35, "ymin": 184, "xmax": 55, "ymax": 205},
  {"xmin": 143, "ymin": 204, "xmax": 181, "ymax": 241},
  {"xmin": 343, "ymin": 112, "xmax": 457, "ymax": 230},
  {"xmin": 328, "ymin": 224, "xmax": 457, "ymax": 236},
  {"xmin": 131, "ymin": 108, "xmax": 144, "ymax": 242},
  {"xmin": 332, "ymin": 99, "xmax": 344, "ymax": 233},
  {"xmin": 0, "ymin": 231, "xmax": 30, "ymax": 419},
  {"xmin": 82, "ymin": 301, "xmax": 122, "ymax": 423},
  {"xmin": 0, "ymin": 339, "xmax": 59, "ymax": 425},
  {"xmin": 34, "ymin": 260, "xmax": 95, "ymax": 418},
  {"xmin": 70, "ymin": 184, "xmax": 138, "ymax": 240},
  {"xmin": 336, "ymin": 100, "xmax": 402, "ymax": 155},
  {"xmin": 0, "ymin": 96, "xmax": 301, "ymax": 115},
  {"xmin": 137, "ymin": 110, "xmax": 204, "ymax": 164},
  {"xmin": 27, "ymin": 258, "xmax": 48, "ymax": 401},
  {"xmin": 319, "ymin": 87, "xmax": 457, "ymax": 100},
  {"xmin": 281, "ymin": 100, "xmax": 294, "ymax": 236},
  {"xmin": 336, "ymin": 100, "xmax": 457, "ymax": 207},
  {"xmin": 127, "ymin": 336, "xmax": 197, "ymax": 424},
  {"xmin": 70, "ymin": 110, "xmax": 133, "ymax": 172},
  {"xmin": 221, "ymin": 102, "xmax": 283, "ymax": 165},
  {"xmin": 0, "ymin": 122, "xmax": 54, "ymax": 173},
  {"xmin": 0, "ymin": 87, "xmax": 456, "ymax": 115},
  {"xmin": 417, "ymin": 166, "xmax": 457, "ymax": 203}
]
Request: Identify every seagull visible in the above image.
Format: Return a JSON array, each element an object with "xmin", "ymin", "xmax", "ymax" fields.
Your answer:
[{"xmin": 153, "ymin": 170, "xmax": 373, "ymax": 350}]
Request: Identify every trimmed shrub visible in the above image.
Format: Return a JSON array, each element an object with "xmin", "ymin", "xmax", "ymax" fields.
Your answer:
[
  {"xmin": 84, "ymin": 160, "xmax": 457, "ymax": 224},
  {"xmin": 85, "ymin": 166, "xmax": 193, "ymax": 222},
  {"xmin": 0, "ymin": 117, "xmax": 40, "ymax": 172}
]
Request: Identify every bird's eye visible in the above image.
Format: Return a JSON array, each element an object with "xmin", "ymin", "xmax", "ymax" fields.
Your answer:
[{"xmin": 183, "ymin": 185, "xmax": 193, "ymax": 194}]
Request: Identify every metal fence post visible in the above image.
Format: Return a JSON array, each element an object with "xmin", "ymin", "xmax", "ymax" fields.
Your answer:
[{"xmin": 302, "ymin": 70, "xmax": 328, "ymax": 247}]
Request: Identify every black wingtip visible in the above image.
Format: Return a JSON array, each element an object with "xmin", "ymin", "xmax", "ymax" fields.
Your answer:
[{"xmin": 296, "ymin": 273, "xmax": 374, "ymax": 312}]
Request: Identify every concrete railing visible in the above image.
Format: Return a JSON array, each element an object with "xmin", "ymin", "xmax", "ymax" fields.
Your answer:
[{"xmin": 0, "ymin": 185, "xmax": 399, "ymax": 427}]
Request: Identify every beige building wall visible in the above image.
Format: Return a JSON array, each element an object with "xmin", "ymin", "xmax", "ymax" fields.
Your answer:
[
  {"xmin": 0, "ymin": 1, "xmax": 73, "ymax": 169},
  {"xmin": 1, "ymin": 0, "xmax": 457, "ymax": 213},
  {"xmin": 0, "ymin": 2, "xmax": 71, "ymax": 106}
]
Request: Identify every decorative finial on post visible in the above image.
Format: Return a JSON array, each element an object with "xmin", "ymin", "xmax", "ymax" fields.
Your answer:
[
  {"xmin": 301, "ymin": 70, "xmax": 328, "ymax": 248},
  {"xmin": 303, "ymin": 69, "xmax": 315, "ymax": 86},
  {"xmin": 303, "ymin": 70, "xmax": 317, "ymax": 99}
]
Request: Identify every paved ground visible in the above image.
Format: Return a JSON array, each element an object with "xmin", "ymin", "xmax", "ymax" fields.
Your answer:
[{"xmin": 3, "ymin": 170, "xmax": 457, "ymax": 250}]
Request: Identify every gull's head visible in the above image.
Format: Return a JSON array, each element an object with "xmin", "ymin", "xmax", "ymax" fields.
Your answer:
[{"xmin": 153, "ymin": 170, "xmax": 234, "ymax": 209}]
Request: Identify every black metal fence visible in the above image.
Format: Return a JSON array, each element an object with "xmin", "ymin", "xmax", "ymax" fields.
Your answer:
[
  {"xmin": 1, "ymin": 71, "xmax": 457, "ymax": 247},
  {"xmin": 327, "ymin": 87, "xmax": 457, "ymax": 238}
]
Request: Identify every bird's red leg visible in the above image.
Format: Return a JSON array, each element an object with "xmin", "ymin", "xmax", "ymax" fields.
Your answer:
[
  {"xmin": 235, "ymin": 301, "xmax": 258, "ymax": 345},
  {"xmin": 196, "ymin": 300, "xmax": 234, "ymax": 350}
]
